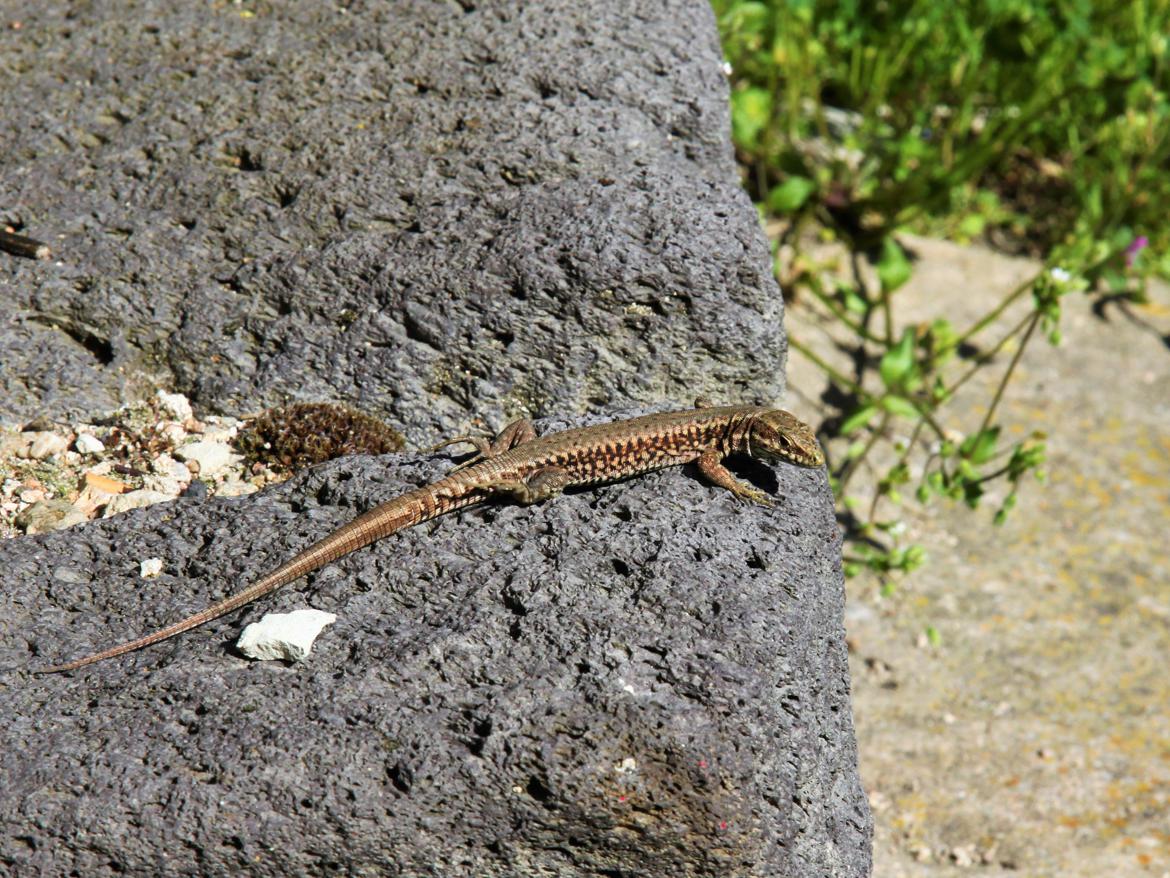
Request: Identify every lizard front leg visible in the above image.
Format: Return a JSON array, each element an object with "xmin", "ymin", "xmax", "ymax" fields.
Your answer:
[
  {"xmin": 430, "ymin": 418, "xmax": 539, "ymax": 472},
  {"xmin": 488, "ymin": 466, "xmax": 573, "ymax": 505},
  {"xmin": 696, "ymin": 450, "xmax": 775, "ymax": 508}
]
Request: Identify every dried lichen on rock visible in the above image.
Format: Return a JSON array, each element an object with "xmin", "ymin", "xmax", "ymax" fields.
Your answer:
[{"xmin": 236, "ymin": 403, "xmax": 405, "ymax": 473}]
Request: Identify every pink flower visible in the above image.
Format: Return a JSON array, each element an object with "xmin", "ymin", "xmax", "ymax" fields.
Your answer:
[{"xmin": 1125, "ymin": 235, "xmax": 1149, "ymax": 267}]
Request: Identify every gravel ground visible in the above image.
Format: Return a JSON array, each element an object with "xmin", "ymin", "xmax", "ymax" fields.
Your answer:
[{"xmin": 785, "ymin": 235, "xmax": 1170, "ymax": 878}]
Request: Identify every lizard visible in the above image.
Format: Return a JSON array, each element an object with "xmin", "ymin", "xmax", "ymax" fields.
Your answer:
[{"xmin": 37, "ymin": 401, "xmax": 824, "ymax": 673}]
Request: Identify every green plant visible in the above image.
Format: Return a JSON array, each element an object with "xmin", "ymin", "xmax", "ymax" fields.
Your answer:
[{"xmin": 715, "ymin": 0, "xmax": 1169, "ymax": 578}]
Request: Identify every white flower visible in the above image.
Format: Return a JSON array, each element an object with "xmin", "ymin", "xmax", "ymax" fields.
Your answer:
[{"xmin": 1048, "ymin": 267, "xmax": 1072, "ymax": 283}]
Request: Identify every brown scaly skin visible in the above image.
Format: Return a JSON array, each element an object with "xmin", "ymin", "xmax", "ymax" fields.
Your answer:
[{"xmin": 38, "ymin": 401, "xmax": 824, "ymax": 673}]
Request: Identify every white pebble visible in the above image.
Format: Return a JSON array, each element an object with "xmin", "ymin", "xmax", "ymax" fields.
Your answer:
[
  {"xmin": 174, "ymin": 440, "xmax": 240, "ymax": 478},
  {"xmin": 156, "ymin": 421, "xmax": 189, "ymax": 444},
  {"xmin": 237, "ymin": 610, "xmax": 337, "ymax": 662},
  {"xmin": 24, "ymin": 431, "xmax": 69, "ymax": 460},
  {"xmin": 153, "ymin": 453, "xmax": 191, "ymax": 481},
  {"xmin": 74, "ymin": 433, "xmax": 106, "ymax": 454},
  {"xmin": 140, "ymin": 558, "xmax": 164, "ymax": 578},
  {"xmin": 103, "ymin": 489, "xmax": 173, "ymax": 517},
  {"xmin": 157, "ymin": 390, "xmax": 194, "ymax": 422},
  {"xmin": 216, "ymin": 477, "xmax": 259, "ymax": 498}
]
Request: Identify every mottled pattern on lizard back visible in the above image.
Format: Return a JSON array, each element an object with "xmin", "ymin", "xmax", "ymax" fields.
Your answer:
[{"xmin": 476, "ymin": 405, "xmax": 776, "ymax": 486}]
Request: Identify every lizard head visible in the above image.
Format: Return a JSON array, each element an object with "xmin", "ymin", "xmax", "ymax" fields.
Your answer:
[{"xmin": 746, "ymin": 409, "xmax": 825, "ymax": 467}]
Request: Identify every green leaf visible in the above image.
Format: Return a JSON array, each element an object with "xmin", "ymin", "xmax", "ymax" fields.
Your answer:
[
  {"xmin": 880, "ymin": 395, "xmax": 919, "ymax": 418},
  {"xmin": 884, "ymin": 462, "xmax": 910, "ymax": 486},
  {"xmin": 960, "ymin": 426, "xmax": 1000, "ymax": 464},
  {"xmin": 926, "ymin": 318, "xmax": 958, "ymax": 363},
  {"xmin": 876, "ymin": 237, "xmax": 912, "ymax": 293},
  {"xmin": 841, "ymin": 286, "xmax": 868, "ymax": 315},
  {"xmin": 730, "ymin": 87, "xmax": 772, "ymax": 147},
  {"xmin": 879, "ymin": 328, "xmax": 917, "ymax": 390},
  {"xmin": 840, "ymin": 404, "xmax": 878, "ymax": 435},
  {"xmin": 1103, "ymin": 269, "xmax": 1128, "ymax": 292},
  {"xmin": 721, "ymin": 1, "xmax": 769, "ymax": 35},
  {"xmin": 768, "ymin": 176, "xmax": 817, "ymax": 213},
  {"xmin": 994, "ymin": 491, "xmax": 1017, "ymax": 526},
  {"xmin": 956, "ymin": 213, "xmax": 986, "ymax": 239}
]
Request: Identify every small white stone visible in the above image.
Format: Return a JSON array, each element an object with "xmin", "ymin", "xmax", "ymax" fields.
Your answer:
[
  {"xmin": 16, "ymin": 498, "xmax": 88, "ymax": 534},
  {"xmin": 174, "ymin": 440, "xmax": 241, "ymax": 478},
  {"xmin": 24, "ymin": 431, "xmax": 70, "ymax": 460},
  {"xmin": 156, "ymin": 390, "xmax": 193, "ymax": 422},
  {"xmin": 140, "ymin": 557, "xmax": 164, "ymax": 578},
  {"xmin": 199, "ymin": 424, "xmax": 239, "ymax": 444},
  {"xmin": 86, "ymin": 460, "xmax": 115, "ymax": 477},
  {"xmin": 614, "ymin": 757, "xmax": 638, "ymax": 774},
  {"xmin": 139, "ymin": 474, "xmax": 183, "ymax": 497},
  {"xmin": 74, "ymin": 433, "xmax": 106, "ymax": 454},
  {"xmin": 237, "ymin": 610, "xmax": 337, "ymax": 662},
  {"xmin": 216, "ymin": 477, "xmax": 259, "ymax": 498},
  {"xmin": 103, "ymin": 489, "xmax": 173, "ymax": 517},
  {"xmin": 152, "ymin": 453, "xmax": 191, "ymax": 480},
  {"xmin": 0, "ymin": 433, "xmax": 23, "ymax": 457},
  {"xmin": 156, "ymin": 421, "xmax": 189, "ymax": 444}
]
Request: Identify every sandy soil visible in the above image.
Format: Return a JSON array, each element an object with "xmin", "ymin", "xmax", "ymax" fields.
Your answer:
[{"xmin": 784, "ymin": 235, "xmax": 1170, "ymax": 878}]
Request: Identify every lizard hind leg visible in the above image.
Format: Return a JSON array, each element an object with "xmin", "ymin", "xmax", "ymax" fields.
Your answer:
[
  {"xmin": 489, "ymin": 466, "xmax": 572, "ymax": 505},
  {"xmin": 430, "ymin": 418, "xmax": 539, "ymax": 473},
  {"xmin": 427, "ymin": 435, "xmax": 492, "ymax": 473}
]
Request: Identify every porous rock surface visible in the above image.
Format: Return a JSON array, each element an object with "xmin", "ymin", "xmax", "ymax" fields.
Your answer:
[
  {"xmin": 3, "ymin": 427, "xmax": 866, "ymax": 876},
  {"xmin": 0, "ymin": 1, "xmax": 870, "ymax": 875},
  {"xmin": 0, "ymin": 0, "xmax": 784, "ymax": 436}
]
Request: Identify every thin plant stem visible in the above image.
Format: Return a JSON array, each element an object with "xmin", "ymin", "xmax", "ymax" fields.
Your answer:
[
  {"xmin": 956, "ymin": 273, "xmax": 1037, "ymax": 345},
  {"xmin": 805, "ymin": 284, "xmax": 879, "ymax": 341},
  {"xmin": 788, "ymin": 335, "xmax": 870, "ymax": 400},
  {"xmin": 945, "ymin": 309, "xmax": 1037, "ymax": 397},
  {"xmin": 880, "ymin": 286, "xmax": 895, "ymax": 346},
  {"xmin": 869, "ymin": 418, "xmax": 928, "ymax": 522},
  {"xmin": 837, "ymin": 411, "xmax": 890, "ymax": 496},
  {"xmin": 978, "ymin": 311, "xmax": 1041, "ymax": 435}
]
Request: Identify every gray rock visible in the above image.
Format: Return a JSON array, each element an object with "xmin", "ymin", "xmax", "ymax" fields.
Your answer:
[
  {"xmin": 3, "ymin": 434, "xmax": 868, "ymax": 876},
  {"xmin": 0, "ymin": 0, "xmax": 783, "ymax": 437},
  {"xmin": 0, "ymin": 0, "xmax": 870, "ymax": 875}
]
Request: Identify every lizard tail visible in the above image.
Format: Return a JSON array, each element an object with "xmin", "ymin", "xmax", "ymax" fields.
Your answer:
[
  {"xmin": 36, "ymin": 486, "xmax": 472, "ymax": 673},
  {"xmin": 35, "ymin": 567, "xmax": 306, "ymax": 673}
]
